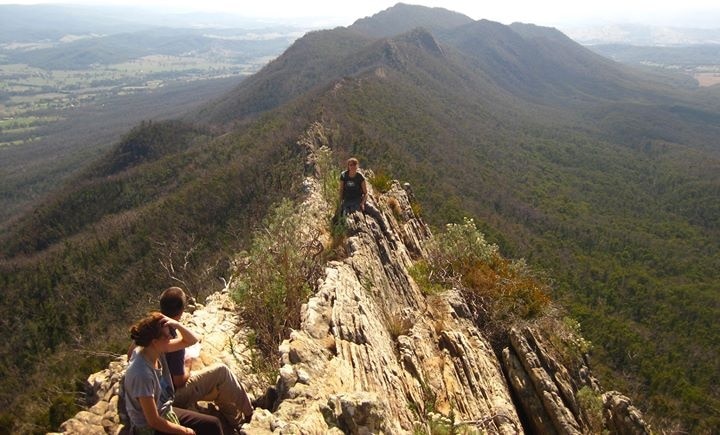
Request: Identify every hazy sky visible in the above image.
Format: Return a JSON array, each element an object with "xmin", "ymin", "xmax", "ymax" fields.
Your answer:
[{"xmin": 3, "ymin": 0, "xmax": 720, "ymax": 28}]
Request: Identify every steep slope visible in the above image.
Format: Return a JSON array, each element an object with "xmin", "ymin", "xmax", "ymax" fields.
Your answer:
[
  {"xmin": 53, "ymin": 141, "xmax": 650, "ymax": 434},
  {"xmin": 0, "ymin": 110, "xmax": 315, "ymax": 432},
  {"xmin": 303, "ymin": 41, "xmax": 720, "ymax": 430},
  {"xmin": 2, "ymin": 121, "xmax": 210, "ymax": 255},
  {"xmin": 195, "ymin": 28, "xmax": 375, "ymax": 124},
  {"xmin": 443, "ymin": 20, "xmax": 651, "ymax": 104}
]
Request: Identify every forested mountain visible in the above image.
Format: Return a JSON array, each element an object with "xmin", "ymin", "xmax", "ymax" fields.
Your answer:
[{"xmin": 0, "ymin": 3, "xmax": 718, "ymax": 432}]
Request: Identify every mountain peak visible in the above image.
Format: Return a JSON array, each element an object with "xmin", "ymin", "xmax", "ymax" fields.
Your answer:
[
  {"xmin": 349, "ymin": 2, "xmax": 473, "ymax": 38},
  {"xmin": 394, "ymin": 27, "xmax": 444, "ymax": 56}
]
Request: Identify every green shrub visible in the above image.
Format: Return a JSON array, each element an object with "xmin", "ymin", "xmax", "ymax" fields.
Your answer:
[
  {"xmin": 561, "ymin": 317, "xmax": 593, "ymax": 355},
  {"xmin": 369, "ymin": 170, "xmax": 393, "ymax": 193},
  {"xmin": 0, "ymin": 413, "xmax": 15, "ymax": 435},
  {"xmin": 315, "ymin": 146, "xmax": 340, "ymax": 212},
  {"xmin": 48, "ymin": 394, "xmax": 80, "ymax": 430},
  {"xmin": 577, "ymin": 386, "xmax": 606, "ymax": 434},
  {"xmin": 408, "ymin": 260, "xmax": 444, "ymax": 295},
  {"xmin": 422, "ymin": 217, "xmax": 550, "ymax": 346},
  {"xmin": 329, "ymin": 213, "xmax": 348, "ymax": 256},
  {"xmin": 232, "ymin": 199, "xmax": 322, "ymax": 358},
  {"xmin": 410, "ymin": 201, "xmax": 422, "ymax": 218},
  {"xmin": 427, "ymin": 217, "xmax": 499, "ymax": 281},
  {"xmin": 540, "ymin": 316, "xmax": 593, "ymax": 372}
]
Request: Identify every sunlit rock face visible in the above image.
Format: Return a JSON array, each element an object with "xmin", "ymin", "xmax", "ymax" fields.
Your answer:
[{"xmin": 53, "ymin": 130, "xmax": 650, "ymax": 435}]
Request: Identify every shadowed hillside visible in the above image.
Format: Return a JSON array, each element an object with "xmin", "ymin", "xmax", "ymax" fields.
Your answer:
[{"xmin": 0, "ymin": 3, "xmax": 718, "ymax": 432}]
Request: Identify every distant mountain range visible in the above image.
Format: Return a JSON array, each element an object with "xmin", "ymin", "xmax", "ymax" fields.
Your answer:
[
  {"xmin": 0, "ymin": 4, "xmax": 307, "ymax": 69},
  {"xmin": 0, "ymin": 4, "xmax": 304, "ymax": 44},
  {"xmin": 1, "ymin": 3, "xmax": 718, "ymax": 433}
]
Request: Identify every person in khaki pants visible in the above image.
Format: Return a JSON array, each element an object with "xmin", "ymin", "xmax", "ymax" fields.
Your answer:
[{"xmin": 160, "ymin": 287, "xmax": 253, "ymax": 430}]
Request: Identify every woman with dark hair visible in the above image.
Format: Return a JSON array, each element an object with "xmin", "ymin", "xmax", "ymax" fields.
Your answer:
[{"xmin": 124, "ymin": 312, "xmax": 224, "ymax": 435}]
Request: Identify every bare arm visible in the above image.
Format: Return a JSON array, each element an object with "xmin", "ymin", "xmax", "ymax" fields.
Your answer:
[
  {"xmin": 161, "ymin": 316, "xmax": 199, "ymax": 353},
  {"xmin": 361, "ymin": 180, "xmax": 368, "ymax": 210},
  {"xmin": 138, "ymin": 396, "xmax": 195, "ymax": 435}
]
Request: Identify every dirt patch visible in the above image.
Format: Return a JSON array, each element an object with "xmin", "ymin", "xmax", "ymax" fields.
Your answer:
[{"xmin": 694, "ymin": 73, "xmax": 720, "ymax": 87}]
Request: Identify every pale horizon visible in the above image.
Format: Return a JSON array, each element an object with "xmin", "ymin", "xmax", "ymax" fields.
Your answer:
[{"xmin": 1, "ymin": 0, "xmax": 720, "ymax": 29}]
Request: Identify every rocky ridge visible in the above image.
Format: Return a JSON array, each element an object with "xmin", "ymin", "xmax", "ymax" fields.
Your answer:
[{"xmin": 54, "ymin": 125, "xmax": 651, "ymax": 434}]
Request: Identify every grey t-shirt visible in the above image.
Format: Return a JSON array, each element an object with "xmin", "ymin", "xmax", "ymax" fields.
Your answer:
[{"xmin": 124, "ymin": 349, "xmax": 175, "ymax": 428}]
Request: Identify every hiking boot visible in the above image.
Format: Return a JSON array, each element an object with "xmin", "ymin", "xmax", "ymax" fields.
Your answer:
[{"xmin": 251, "ymin": 386, "xmax": 278, "ymax": 410}]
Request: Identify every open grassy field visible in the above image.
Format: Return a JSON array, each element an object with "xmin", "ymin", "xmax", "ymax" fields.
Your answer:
[{"xmin": 0, "ymin": 52, "xmax": 276, "ymax": 147}]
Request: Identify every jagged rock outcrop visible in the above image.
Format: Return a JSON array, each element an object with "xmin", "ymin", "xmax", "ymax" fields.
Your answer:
[
  {"xmin": 55, "ymin": 358, "xmax": 127, "ymax": 435},
  {"xmin": 503, "ymin": 327, "xmax": 584, "ymax": 435},
  {"xmin": 245, "ymin": 176, "xmax": 523, "ymax": 434},
  {"xmin": 55, "ymin": 124, "xmax": 651, "ymax": 435},
  {"xmin": 602, "ymin": 391, "xmax": 652, "ymax": 435}
]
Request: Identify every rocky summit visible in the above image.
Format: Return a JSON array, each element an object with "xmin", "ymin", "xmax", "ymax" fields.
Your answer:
[{"xmin": 53, "ymin": 130, "xmax": 651, "ymax": 434}]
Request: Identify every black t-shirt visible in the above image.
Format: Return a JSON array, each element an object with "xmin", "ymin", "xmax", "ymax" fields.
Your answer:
[
  {"xmin": 341, "ymin": 170, "xmax": 365, "ymax": 201},
  {"xmin": 165, "ymin": 327, "xmax": 185, "ymax": 377}
]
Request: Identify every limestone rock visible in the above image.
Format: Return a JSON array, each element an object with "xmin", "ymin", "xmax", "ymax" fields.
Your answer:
[
  {"xmin": 242, "ymin": 173, "xmax": 523, "ymax": 434},
  {"xmin": 502, "ymin": 327, "xmax": 583, "ymax": 435},
  {"xmin": 327, "ymin": 392, "xmax": 389, "ymax": 434},
  {"xmin": 603, "ymin": 391, "xmax": 652, "ymax": 435}
]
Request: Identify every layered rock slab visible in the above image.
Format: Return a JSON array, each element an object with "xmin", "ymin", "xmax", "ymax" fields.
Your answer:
[{"xmin": 246, "ymin": 181, "xmax": 523, "ymax": 434}]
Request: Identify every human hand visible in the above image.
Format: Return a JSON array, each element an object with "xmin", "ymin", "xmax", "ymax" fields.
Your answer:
[{"xmin": 159, "ymin": 315, "xmax": 181, "ymax": 329}]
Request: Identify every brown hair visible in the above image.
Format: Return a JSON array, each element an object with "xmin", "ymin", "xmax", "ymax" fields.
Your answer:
[
  {"xmin": 129, "ymin": 312, "xmax": 165, "ymax": 347},
  {"xmin": 347, "ymin": 157, "xmax": 359, "ymax": 167},
  {"xmin": 159, "ymin": 286, "xmax": 186, "ymax": 318}
]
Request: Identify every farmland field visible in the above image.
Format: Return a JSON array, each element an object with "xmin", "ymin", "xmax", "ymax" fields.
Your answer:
[
  {"xmin": 0, "ymin": 54, "xmax": 272, "ymax": 147},
  {"xmin": 0, "ymin": 23, "xmax": 302, "ymax": 225}
]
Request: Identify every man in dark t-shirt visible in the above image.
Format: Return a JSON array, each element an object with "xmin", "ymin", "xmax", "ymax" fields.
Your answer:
[
  {"xmin": 337, "ymin": 157, "xmax": 397, "ymax": 244},
  {"xmin": 339, "ymin": 157, "xmax": 367, "ymax": 214},
  {"xmin": 160, "ymin": 287, "xmax": 253, "ymax": 430}
]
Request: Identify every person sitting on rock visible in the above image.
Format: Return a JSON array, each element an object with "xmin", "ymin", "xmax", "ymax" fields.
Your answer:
[
  {"xmin": 338, "ymin": 157, "xmax": 395, "ymax": 242},
  {"xmin": 124, "ymin": 311, "xmax": 224, "ymax": 435},
  {"xmin": 339, "ymin": 157, "xmax": 368, "ymax": 214},
  {"xmin": 160, "ymin": 287, "xmax": 254, "ymax": 430}
]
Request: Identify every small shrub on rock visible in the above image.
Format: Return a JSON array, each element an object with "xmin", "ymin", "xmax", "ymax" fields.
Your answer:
[
  {"xmin": 232, "ymin": 199, "xmax": 323, "ymax": 359},
  {"xmin": 421, "ymin": 217, "xmax": 551, "ymax": 346}
]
